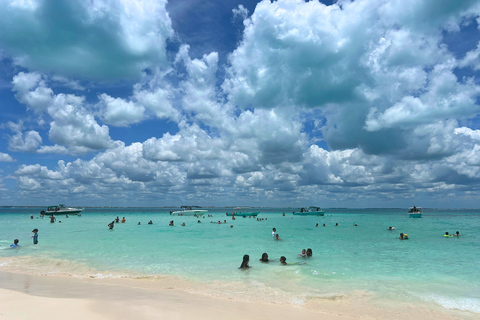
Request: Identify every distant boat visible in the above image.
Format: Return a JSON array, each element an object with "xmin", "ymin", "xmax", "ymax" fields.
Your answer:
[
  {"xmin": 171, "ymin": 206, "xmax": 208, "ymax": 216},
  {"xmin": 408, "ymin": 207, "xmax": 422, "ymax": 218},
  {"xmin": 41, "ymin": 204, "xmax": 84, "ymax": 215},
  {"xmin": 226, "ymin": 212, "xmax": 260, "ymax": 217},
  {"xmin": 293, "ymin": 207, "xmax": 325, "ymax": 216}
]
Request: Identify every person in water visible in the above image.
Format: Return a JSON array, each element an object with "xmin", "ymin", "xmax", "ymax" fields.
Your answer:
[
  {"xmin": 272, "ymin": 228, "xmax": 276, "ymax": 237},
  {"xmin": 169, "ymin": 220, "xmax": 174, "ymax": 226},
  {"xmin": 260, "ymin": 253, "xmax": 269, "ymax": 262},
  {"xmin": 298, "ymin": 249, "xmax": 307, "ymax": 257},
  {"xmin": 49, "ymin": 215, "xmax": 56, "ymax": 223},
  {"xmin": 121, "ymin": 217, "xmax": 126, "ymax": 223},
  {"xmin": 10, "ymin": 239, "xmax": 19, "ymax": 248},
  {"xmin": 148, "ymin": 220, "xmax": 153, "ymax": 224},
  {"xmin": 399, "ymin": 233, "xmax": 404, "ymax": 240},
  {"xmin": 108, "ymin": 221, "xmax": 114, "ymax": 229},
  {"xmin": 306, "ymin": 248, "xmax": 312, "ymax": 257},
  {"xmin": 280, "ymin": 256, "xmax": 287, "ymax": 265},
  {"xmin": 444, "ymin": 232, "xmax": 450, "ymax": 237},
  {"xmin": 453, "ymin": 231, "xmax": 460, "ymax": 236},
  {"xmin": 31, "ymin": 229, "xmax": 38, "ymax": 244},
  {"xmin": 275, "ymin": 234, "xmax": 281, "ymax": 240},
  {"xmin": 240, "ymin": 254, "xmax": 250, "ymax": 269},
  {"xmin": 115, "ymin": 216, "xmax": 120, "ymax": 223}
]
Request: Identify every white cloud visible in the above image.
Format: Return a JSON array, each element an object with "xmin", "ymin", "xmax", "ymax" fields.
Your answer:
[
  {"xmin": 98, "ymin": 93, "xmax": 145, "ymax": 127},
  {"xmin": 0, "ymin": 0, "xmax": 173, "ymax": 80},
  {"xmin": 232, "ymin": 4, "xmax": 249, "ymax": 21},
  {"xmin": 0, "ymin": 152, "xmax": 15, "ymax": 162}
]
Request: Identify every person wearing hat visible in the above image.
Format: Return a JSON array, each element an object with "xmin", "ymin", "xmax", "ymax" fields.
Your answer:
[{"xmin": 31, "ymin": 229, "xmax": 38, "ymax": 244}]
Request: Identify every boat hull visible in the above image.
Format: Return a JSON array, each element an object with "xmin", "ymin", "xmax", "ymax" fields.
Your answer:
[
  {"xmin": 409, "ymin": 213, "xmax": 422, "ymax": 218},
  {"xmin": 293, "ymin": 211, "xmax": 325, "ymax": 216},
  {"xmin": 46, "ymin": 208, "xmax": 83, "ymax": 215},
  {"xmin": 226, "ymin": 212, "xmax": 260, "ymax": 217}
]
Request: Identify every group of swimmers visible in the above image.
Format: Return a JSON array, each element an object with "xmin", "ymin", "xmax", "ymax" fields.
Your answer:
[{"xmin": 240, "ymin": 248, "xmax": 313, "ymax": 269}]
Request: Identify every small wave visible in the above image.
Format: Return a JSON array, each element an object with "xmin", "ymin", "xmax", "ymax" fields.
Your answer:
[{"xmin": 419, "ymin": 293, "xmax": 480, "ymax": 313}]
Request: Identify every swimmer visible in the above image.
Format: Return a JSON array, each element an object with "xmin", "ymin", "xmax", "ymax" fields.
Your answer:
[
  {"xmin": 280, "ymin": 256, "xmax": 287, "ymax": 265},
  {"xmin": 10, "ymin": 239, "xmax": 19, "ymax": 248},
  {"xmin": 148, "ymin": 220, "xmax": 153, "ymax": 224},
  {"xmin": 453, "ymin": 231, "xmax": 460, "ymax": 236},
  {"xmin": 198, "ymin": 220, "xmax": 201, "ymax": 223},
  {"xmin": 181, "ymin": 221, "xmax": 186, "ymax": 226},
  {"xmin": 399, "ymin": 233, "xmax": 404, "ymax": 240},
  {"xmin": 444, "ymin": 232, "xmax": 450, "ymax": 237},
  {"xmin": 316, "ymin": 223, "xmax": 319, "ymax": 227},
  {"xmin": 115, "ymin": 216, "xmax": 120, "ymax": 223},
  {"xmin": 272, "ymin": 228, "xmax": 276, "ymax": 237},
  {"xmin": 49, "ymin": 215, "xmax": 56, "ymax": 223},
  {"xmin": 323, "ymin": 223, "xmax": 326, "ymax": 227},
  {"xmin": 335, "ymin": 223, "xmax": 338, "ymax": 226},
  {"xmin": 260, "ymin": 253, "xmax": 269, "ymax": 262},
  {"xmin": 403, "ymin": 234, "xmax": 409, "ymax": 240},
  {"xmin": 121, "ymin": 217, "xmax": 126, "ymax": 223},
  {"xmin": 240, "ymin": 254, "xmax": 250, "ymax": 269},
  {"xmin": 275, "ymin": 234, "xmax": 281, "ymax": 240},
  {"xmin": 30, "ymin": 214, "xmax": 33, "ymax": 219},
  {"xmin": 108, "ymin": 221, "xmax": 114, "ymax": 229},
  {"xmin": 298, "ymin": 249, "xmax": 307, "ymax": 257},
  {"xmin": 230, "ymin": 224, "xmax": 233, "ymax": 228},
  {"xmin": 169, "ymin": 220, "xmax": 174, "ymax": 226},
  {"xmin": 307, "ymin": 248, "xmax": 312, "ymax": 257},
  {"xmin": 138, "ymin": 222, "xmax": 141, "ymax": 225}
]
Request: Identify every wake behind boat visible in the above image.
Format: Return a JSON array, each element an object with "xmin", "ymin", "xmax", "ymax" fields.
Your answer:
[
  {"xmin": 293, "ymin": 206, "xmax": 325, "ymax": 216},
  {"xmin": 170, "ymin": 206, "xmax": 208, "ymax": 216},
  {"xmin": 41, "ymin": 204, "xmax": 84, "ymax": 215},
  {"xmin": 408, "ymin": 206, "xmax": 422, "ymax": 218}
]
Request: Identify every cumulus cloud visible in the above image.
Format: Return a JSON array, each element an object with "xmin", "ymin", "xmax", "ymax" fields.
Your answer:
[
  {"xmin": 0, "ymin": 152, "xmax": 15, "ymax": 162},
  {"xmin": 12, "ymin": 72, "xmax": 116, "ymax": 154},
  {"xmin": 232, "ymin": 4, "xmax": 249, "ymax": 21},
  {"xmin": 0, "ymin": 0, "xmax": 173, "ymax": 80}
]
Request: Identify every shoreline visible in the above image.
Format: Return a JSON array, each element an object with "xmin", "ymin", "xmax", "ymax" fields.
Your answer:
[{"xmin": 0, "ymin": 271, "xmax": 474, "ymax": 320}]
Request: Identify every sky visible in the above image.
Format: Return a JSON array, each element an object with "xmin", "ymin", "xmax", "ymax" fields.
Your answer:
[{"xmin": 1, "ymin": 0, "xmax": 480, "ymax": 208}]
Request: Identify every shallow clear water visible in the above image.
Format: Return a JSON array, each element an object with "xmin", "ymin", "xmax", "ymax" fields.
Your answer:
[{"xmin": 0, "ymin": 207, "xmax": 479, "ymax": 314}]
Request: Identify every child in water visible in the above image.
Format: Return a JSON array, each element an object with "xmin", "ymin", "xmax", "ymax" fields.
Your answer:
[{"xmin": 280, "ymin": 256, "xmax": 287, "ymax": 265}]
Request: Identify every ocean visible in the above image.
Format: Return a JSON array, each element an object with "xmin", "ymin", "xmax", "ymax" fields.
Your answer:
[{"xmin": 0, "ymin": 207, "xmax": 479, "ymax": 317}]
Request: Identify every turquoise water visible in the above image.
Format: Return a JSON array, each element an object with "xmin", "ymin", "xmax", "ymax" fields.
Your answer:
[{"xmin": 0, "ymin": 207, "xmax": 479, "ymax": 315}]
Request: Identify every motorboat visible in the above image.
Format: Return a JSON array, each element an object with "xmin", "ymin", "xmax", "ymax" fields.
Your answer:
[
  {"xmin": 293, "ymin": 206, "xmax": 325, "ymax": 216},
  {"xmin": 41, "ymin": 204, "xmax": 84, "ymax": 215},
  {"xmin": 408, "ymin": 206, "xmax": 422, "ymax": 218},
  {"xmin": 170, "ymin": 206, "xmax": 208, "ymax": 216}
]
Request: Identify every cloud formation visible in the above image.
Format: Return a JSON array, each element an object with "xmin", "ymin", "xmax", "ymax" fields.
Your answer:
[{"xmin": 1, "ymin": 0, "xmax": 480, "ymax": 208}]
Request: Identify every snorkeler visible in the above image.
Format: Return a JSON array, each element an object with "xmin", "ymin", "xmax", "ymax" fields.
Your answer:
[
  {"xmin": 240, "ymin": 254, "xmax": 250, "ymax": 269},
  {"xmin": 260, "ymin": 253, "xmax": 269, "ymax": 262}
]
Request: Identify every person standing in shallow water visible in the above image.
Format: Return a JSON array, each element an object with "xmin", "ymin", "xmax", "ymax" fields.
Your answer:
[
  {"xmin": 31, "ymin": 229, "xmax": 38, "ymax": 244},
  {"xmin": 108, "ymin": 221, "xmax": 114, "ymax": 230},
  {"xmin": 240, "ymin": 254, "xmax": 250, "ymax": 269}
]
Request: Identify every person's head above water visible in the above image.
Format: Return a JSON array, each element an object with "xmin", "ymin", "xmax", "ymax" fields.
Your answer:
[
  {"xmin": 260, "ymin": 252, "xmax": 269, "ymax": 262},
  {"xmin": 280, "ymin": 256, "xmax": 287, "ymax": 264},
  {"xmin": 306, "ymin": 248, "xmax": 312, "ymax": 256},
  {"xmin": 240, "ymin": 254, "xmax": 250, "ymax": 269}
]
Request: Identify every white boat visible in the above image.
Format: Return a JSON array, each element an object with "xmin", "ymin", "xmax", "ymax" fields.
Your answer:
[
  {"xmin": 293, "ymin": 206, "xmax": 325, "ymax": 216},
  {"xmin": 170, "ymin": 206, "xmax": 208, "ymax": 216},
  {"xmin": 408, "ymin": 206, "xmax": 422, "ymax": 218},
  {"xmin": 41, "ymin": 204, "xmax": 84, "ymax": 215}
]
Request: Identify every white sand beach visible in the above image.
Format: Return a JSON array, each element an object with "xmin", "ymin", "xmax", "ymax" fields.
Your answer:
[{"xmin": 0, "ymin": 271, "xmax": 469, "ymax": 320}]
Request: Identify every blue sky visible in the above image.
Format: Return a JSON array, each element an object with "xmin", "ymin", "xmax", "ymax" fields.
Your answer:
[{"xmin": 1, "ymin": 0, "xmax": 480, "ymax": 208}]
